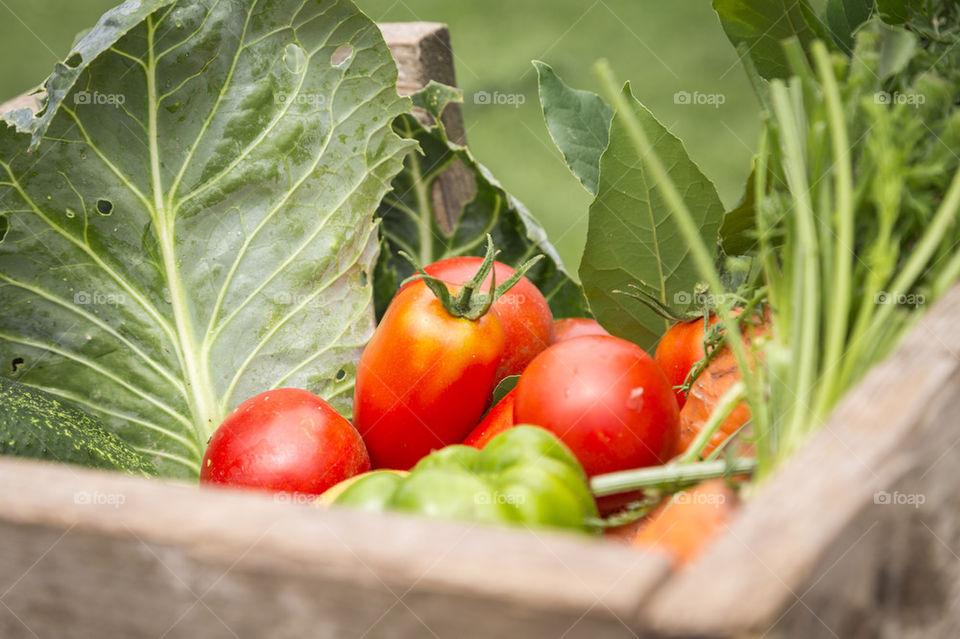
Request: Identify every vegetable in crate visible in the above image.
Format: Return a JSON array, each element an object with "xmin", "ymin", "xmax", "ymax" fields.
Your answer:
[
  {"xmin": 463, "ymin": 389, "xmax": 516, "ymax": 449},
  {"xmin": 335, "ymin": 426, "xmax": 598, "ymax": 532},
  {"xmin": 654, "ymin": 315, "xmax": 719, "ymax": 410},
  {"xmin": 514, "ymin": 335, "xmax": 679, "ymax": 477},
  {"xmin": 200, "ymin": 389, "xmax": 369, "ymax": 496},
  {"xmin": 553, "ymin": 317, "xmax": 609, "ymax": 342},
  {"xmin": 400, "ymin": 257, "xmax": 555, "ymax": 382},
  {"xmin": 354, "ymin": 239, "xmax": 541, "ymax": 470}
]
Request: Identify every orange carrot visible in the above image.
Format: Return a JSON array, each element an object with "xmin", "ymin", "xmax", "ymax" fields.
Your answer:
[{"xmin": 629, "ymin": 479, "xmax": 737, "ymax": 566}]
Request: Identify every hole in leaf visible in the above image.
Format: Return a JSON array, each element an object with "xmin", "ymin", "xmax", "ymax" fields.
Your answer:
[
  {"xmin": 11, "ymin": 357, "xmax": 24, "ymax": 374},
  {"xmin": 283, "ymin": 43, "xmax": 307, "ymax": 74},
  {"xmin": 331, "ymin": 44, "xmax": 354, "ymax": 67},
  {"xmin": 335, "ymin": 368, "xmax": 347, "ymax": 381},
  {"xmin": 0, "ymin": 215, "xmax": 7, "ymax": 243},
  {"xmin": 359, "ymin": 268, "xmax": 368, "ymax": 287},
  {"xmin": 96, "ymin": 199, "xmax": 113, "ymax": 216},
  {"xmin": 65, "ymin": 53, "xmax": 82, "ymax": 69}
]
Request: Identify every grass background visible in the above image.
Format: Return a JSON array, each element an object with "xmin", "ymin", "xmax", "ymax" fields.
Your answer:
[{"xmin": 0, "ymin": 0, "xmax": 760, "ymax": 271}]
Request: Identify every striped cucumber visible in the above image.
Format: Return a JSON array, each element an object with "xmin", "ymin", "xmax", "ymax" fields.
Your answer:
[{"xmin": 0, "ymin": 378, "xmax": 156, "ymax": 475}]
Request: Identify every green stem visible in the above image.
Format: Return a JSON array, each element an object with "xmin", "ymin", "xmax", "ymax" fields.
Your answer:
[
  {"xmin": 769, "ymin": 80, "xmax": 820, "ymax": 455},
  {"xmin": 146, "ymin": 17, "xmax": 219, "ymax": 449},
  {"xmin": 678, "ymin": 381, "xmax": 746, "ymax": 463},
  {"xmin": 590, "ymin": 458, "xmax": 756, "ymax": 497},
  {"xmin": 811, "ymin": 43, "xmax": 854, "ymax": 424},
  {"xmin": 408, "ymin": 149, "xmax": 434, "ymax": 267}
]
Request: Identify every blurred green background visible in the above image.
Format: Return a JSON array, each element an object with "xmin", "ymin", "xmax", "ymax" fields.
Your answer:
[{"xmin": 0, "ymin": 0, "xmax": 759, "ymax": 271}]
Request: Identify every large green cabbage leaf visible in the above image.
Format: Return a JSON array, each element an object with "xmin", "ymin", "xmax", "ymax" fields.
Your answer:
[{"xmin": 0, "ymin": 0, "xmax": 413, "ymax": 478}]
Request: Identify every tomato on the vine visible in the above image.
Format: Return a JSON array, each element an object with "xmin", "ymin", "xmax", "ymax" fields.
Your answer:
[
  {"xmin": 402, "ymin": 257, "xmax": 554, "ymax": 380},
  {"xmin": 654, "ymin": 315, "xmax": 719, "ymax": 410},
  {"xmin": 356, "ymin": 241, "xmax": 539, "ymax": 470},
  {"xmin": 200, "ymin": 388, "xmax": 369, "ymax": 496}
]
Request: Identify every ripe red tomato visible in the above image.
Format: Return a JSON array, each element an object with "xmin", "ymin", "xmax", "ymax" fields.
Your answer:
[
  {"xmin": 200, "ymin": 389, "xmax": 369, "ymax": 495},
  {"xmin": 462, "ymin": 389, "xmax": 516, "ymax": 449},
  {"xmin": 514, "ymin": 335, "xmax": 679, "ymax": 478},
  {"xmin": 654, "ymin": 316, "xmax": 719, "ymax": 410},
  {"xmin": 401, "ymin": 257, "xmax": 554, "ymax": 380},
  {"xmin": 354, "ymin": 279, "xmax": 505, "ymax": 470},
  {"xmin": 553, "ymin": 317, "xmax": 609, "ymax": 342}
]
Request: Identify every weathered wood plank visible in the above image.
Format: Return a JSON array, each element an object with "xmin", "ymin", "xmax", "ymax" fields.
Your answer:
[
  {"xmin": 379, "ymin": 21, "xmax": 476, "ymax": 234},
  {"xmin": 642, "ymin": 284, "xmax": 960, "ymax": 638},
  {"xmin": 0, "ymin": 457, "xmax": 670, "ymax": 638}
]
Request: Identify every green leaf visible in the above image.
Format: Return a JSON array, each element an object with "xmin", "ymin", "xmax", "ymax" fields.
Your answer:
[
  {"xmin": 376, "ymin": 82, "xmax": 588, "ymax": 320},
  {"xmin": 713, "ymin": 0, "xmax": 825, "ymax": 80},
  {"xmin": 875, "ymin": 19, "xmax": 917, "ymax": 79},
  {"xmin": 876, "ymin": 0, "xmax": 914, "ymax": 24},
  {"xmin": 0, "ymin": 377, "xmax": 156, "ymax": 475},
  {"xmin": 490, "ymin": 375, "xmax": 520, "ymax": 406},
  {"xmin": 825, "ymin": 0, "xmax": 874, "ymax": 53},
  {"xmin": 5, "ymin": 0, "xmax": 176, "ymax": 144},
  {"xmin": 0, "ymin": 0, "xmax": 413, "ymax": 478},
  {"xmin": 720, "ymin": 162, "xmax": 760, "ymax": 255},
  {"xmin": 579, "ymin": 84, "xmax": 724, "ymax": 350},
  {"xmin": 534, "ymin": 61, "xmax": 614, "ymax": 196}
]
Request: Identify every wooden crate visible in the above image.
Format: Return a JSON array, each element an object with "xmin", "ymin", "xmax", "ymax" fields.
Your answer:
[{"xmin": 3, "ymin": 22, "xmax": 960, "ymax": 639}]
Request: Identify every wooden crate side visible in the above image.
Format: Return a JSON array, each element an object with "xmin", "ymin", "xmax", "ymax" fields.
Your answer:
[
  {"xmin": 643, "ymin": 285, "xmax": 960, "ymax": 637},
  {"xmin": 0, "ymin": 457, "xmax": 670, "ymax": 638}
]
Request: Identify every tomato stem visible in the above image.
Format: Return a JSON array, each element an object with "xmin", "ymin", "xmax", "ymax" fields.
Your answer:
[{"xmin": 400, "ymin": 234, "xmax": 544, "ymax": 321}]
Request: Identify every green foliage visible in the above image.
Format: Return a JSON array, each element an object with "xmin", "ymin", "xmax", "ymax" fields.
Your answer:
[
  {"xmin": 825, "ymin": 0, "xmax": 875, "ymax": 53},
  {"xmin": 712, "ymin": 0, "xmax": 827, "ymax": 80},
  {"xmin": 533, "ymin": 61, "xmax": 613, "ymax": 196}
]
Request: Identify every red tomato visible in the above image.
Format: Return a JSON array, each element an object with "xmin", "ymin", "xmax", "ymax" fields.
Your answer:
[
  {"xmin": 401, "ymin": 257, "xmax": 554, "ymax": 380},
  {"xmin": 514, "ymin": 335, "xmax": 680, "ymax": 478},
  {"xmin": 200, "ymin": 389, "xmax": 369, "ymax": 496},
  {"xmin": 354, "ymin": 279, "xmax": 505, "ymax": 470},
  {"xmin": 553, "ymin": 317, "xmax": 609, "ymax": 342},
  {"xmin": 463, "ymin": 389, "xmax": 516, "ymax": 448},
  {"xmin": 654, "ymin": 316, "xmax": 720, "ymax": 410}
]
